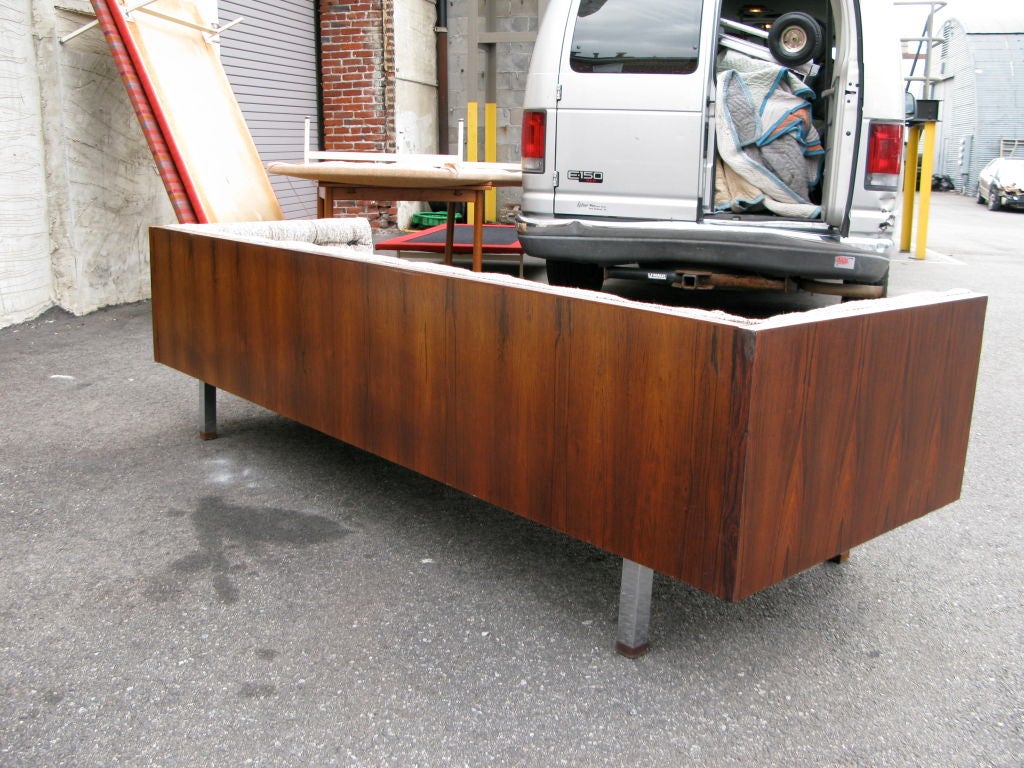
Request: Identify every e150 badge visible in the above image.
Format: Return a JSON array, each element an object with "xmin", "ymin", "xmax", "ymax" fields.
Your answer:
[{"xmin": 568, "ymin": 170, "xmax": 604, "ymax": 183}]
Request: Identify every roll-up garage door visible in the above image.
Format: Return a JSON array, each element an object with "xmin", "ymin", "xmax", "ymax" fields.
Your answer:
[{"xmin": 218, "ymin": 1, "xmax": 319, "ymax": 219}]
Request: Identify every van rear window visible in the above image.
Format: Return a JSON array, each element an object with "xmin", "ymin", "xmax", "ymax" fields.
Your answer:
[{"xmin": 569, "ymin": 0, "xmax": 702, "ymax": 75}]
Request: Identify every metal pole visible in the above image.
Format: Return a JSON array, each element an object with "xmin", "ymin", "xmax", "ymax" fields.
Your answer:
[
  {"xmin": 199, "ymin": 381, "xmax": 218, "ymax": 440},
  {"xmin": 435, "ymin": 0, "xmax": 449, "ymax": 153}
]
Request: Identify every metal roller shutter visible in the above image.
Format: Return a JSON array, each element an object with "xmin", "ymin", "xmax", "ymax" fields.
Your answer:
[{"xmin": 218, "ymin": 1, "xmax": 320, "ymax": 219}]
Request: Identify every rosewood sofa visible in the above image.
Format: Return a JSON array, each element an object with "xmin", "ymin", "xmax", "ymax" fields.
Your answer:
[{"xmin": 150, "ymin": 220, "xmax": 986, "ymax": 655}]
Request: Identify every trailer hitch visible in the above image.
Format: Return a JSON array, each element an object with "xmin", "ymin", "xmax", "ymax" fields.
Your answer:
[
  {"xmin": 605, "ymin": 266, "xmax": 884, "ymax": 298},
  {"xmin": 605, "ymin": 266, "xmax": 799, "ymax": 292}
]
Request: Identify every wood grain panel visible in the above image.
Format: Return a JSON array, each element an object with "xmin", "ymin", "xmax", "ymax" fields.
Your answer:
[
  {"xmin": 359, "ymin": 268, "xmax": 450, "ymax": 480},
  {"xmin": 737, "ymin": 298, "xmax": 987, "ymax": 599},
  {"xmin": 558, "ymin": 302, "xmax": 751, "ymax": 594},
  {"xmin": 151, "ymin": 226, "xmax": 986, "ymax": 601},
  {"xmin": 447, "ymin": 281, "xmax": 567, "ymax": 528}
]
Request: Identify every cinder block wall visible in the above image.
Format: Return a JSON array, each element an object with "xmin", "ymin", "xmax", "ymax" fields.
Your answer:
[
  {"xmin": 447, "ymin": 0, "xmax": 540, "ymax": 222},
  {"xmin": 320, "ymin": 0, "xmax": 398, "ymax": 228}
]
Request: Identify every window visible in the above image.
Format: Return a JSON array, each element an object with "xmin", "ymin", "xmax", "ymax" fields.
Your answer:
[{"xmin": 569, "ymin": 0, "xmax": 703, "ymax": 74}]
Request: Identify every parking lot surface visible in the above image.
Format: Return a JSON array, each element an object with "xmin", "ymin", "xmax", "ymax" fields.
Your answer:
[{"xmin": 1, "ymin": 192, "xmax": 1020, "ymax": 766}]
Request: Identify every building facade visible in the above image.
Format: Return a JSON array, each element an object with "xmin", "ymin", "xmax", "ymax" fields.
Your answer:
[
  {"xmin": 316, "ymin": 0, "xmax": 543, "ymax": 225},
  {"xmin": 931, "ymin": 11, "xmax": 1024, "ymax": 195},
  {"xmin": 0, "ymin": 0, "xmax": 542, "ymax": 329}
]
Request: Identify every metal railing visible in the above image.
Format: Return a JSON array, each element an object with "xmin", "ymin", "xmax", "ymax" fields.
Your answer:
[{"xmin": 895, "ymin": 1, "xmax": 947, "ymax": 98}]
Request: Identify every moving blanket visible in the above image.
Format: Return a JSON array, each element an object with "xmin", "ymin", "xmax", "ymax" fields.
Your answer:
[{"xmin": 715, "ymin": 50, "xmax": 824, "ymax": 218}]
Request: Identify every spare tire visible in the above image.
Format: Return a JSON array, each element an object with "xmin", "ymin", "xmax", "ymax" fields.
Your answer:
[
  {"xmin": 768, "ymin": 12, "xmax": 825, "ymax": 67},
  {"xmin": 546, "ymin": 260, "xmax": 604, "ymax": 291}
]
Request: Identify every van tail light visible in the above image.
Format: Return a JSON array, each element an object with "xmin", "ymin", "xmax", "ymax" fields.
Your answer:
[
  {"xmin": 522, "ymin": 110, "xmax": 546, "ymax": 173},
  {"xmin": 866, "ymin": 121, "xmax": 904, "ymax": 190}
]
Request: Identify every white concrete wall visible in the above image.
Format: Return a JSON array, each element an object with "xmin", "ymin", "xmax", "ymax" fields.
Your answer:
[
  {"xmin": 1, "ymin": 0, "xmax": 176, "ymax": 330},
  {"xmin": 394, "ymin": 0, "xmax": 439, "ymax": 227},
  {"xmin": 44, "ymin": 3, "xmax": 177, "ymax": 318},
  {"xmin": 1, "ymin": 0, "xmax": 53, "ymax": 327}
]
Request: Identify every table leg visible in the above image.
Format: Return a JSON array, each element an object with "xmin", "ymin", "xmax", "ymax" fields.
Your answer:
[
  {"xmin": 199, "ymin": 381, "xmax": 217, "ymax": 440},
  {"xmin": 321, "ymin": 185, "xmax": 336, "ymax": 219},
  {"xmin": 615, "ymin": 559, "xmax": 654, "ymax": 658},
  {"xmin": 444, "ymin": 203, "xmax": 456, "ymax": 266}
]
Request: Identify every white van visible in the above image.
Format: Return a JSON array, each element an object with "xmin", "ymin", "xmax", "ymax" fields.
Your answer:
[{"xmin": 517, "ymin": 0, "xmax": 909, "ymax": 296}]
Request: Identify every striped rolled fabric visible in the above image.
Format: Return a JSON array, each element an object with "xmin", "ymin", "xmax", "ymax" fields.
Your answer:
[{"xmin": 90, "ymin": 0, "xmax": 200, "ymax": 224}]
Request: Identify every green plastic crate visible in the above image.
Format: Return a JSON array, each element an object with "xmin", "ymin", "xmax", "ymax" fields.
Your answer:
[{"xmin": 411, "ymin": 211, "xmax": 463, "ymax": 228}]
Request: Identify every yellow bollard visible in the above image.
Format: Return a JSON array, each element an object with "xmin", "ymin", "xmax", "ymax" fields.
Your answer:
[
  {"xmin": 485, "ymin": 102, "xmax": 498, "ymax": 222},
  {"xmin": 466, "ymin": 102, "xmax": 478, "ymax": 226},
  {"xmin": 914, "ymin": 121, "xmax": 936, "ymax": 260},
  {"xmin": 465, "ymin": 102, "xmax": 500, "ymax": 224},
  {"xmin": 900, "ymin": 124, "xmax": 921, "ymax": 253}
]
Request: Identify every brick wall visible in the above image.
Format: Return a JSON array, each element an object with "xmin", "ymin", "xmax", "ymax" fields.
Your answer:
[{"xmin": 319, "ymin": 0, "xmax": 397, "ymax": 228}]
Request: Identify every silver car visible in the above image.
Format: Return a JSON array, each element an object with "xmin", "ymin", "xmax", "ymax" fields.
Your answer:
[{"xmin": 977, "ymin": 158, "xmax": 1024, "ymax": 212}]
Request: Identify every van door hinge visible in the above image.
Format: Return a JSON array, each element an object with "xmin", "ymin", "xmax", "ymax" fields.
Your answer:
[
  {"xmin": 553, "ymin": 171, "xmax": 560, "ymax": 188},
  {"xmin": 556, "ymin": 84, "xmax": 563, "ymax": 101}
]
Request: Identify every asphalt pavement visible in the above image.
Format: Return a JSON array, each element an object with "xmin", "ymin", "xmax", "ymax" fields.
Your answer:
[{"xmin": 1, "ymin": 191, "xmax": 1021, "ymax": 766}]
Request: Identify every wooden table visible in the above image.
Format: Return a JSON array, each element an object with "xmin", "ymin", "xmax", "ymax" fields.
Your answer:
[
  {"xmin": 317, "ymin": 183, "xmax": 495, "ymax": 272},
  {"xmin": 374, "ymin": 224, "xmax": 526, "ymax": 276},
  {"xmin": 268, "ymin": 160, "xmax": 523, "ymax": 273}
]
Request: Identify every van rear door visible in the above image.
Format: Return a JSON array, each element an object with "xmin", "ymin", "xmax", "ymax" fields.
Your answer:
[
  {"xmin": 551, "ymin": 0, "xmax": 717, "ymax": 221},
  {"xmin": 819, "ymin": 3, "xmax": 861, "ymax": 234}
]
